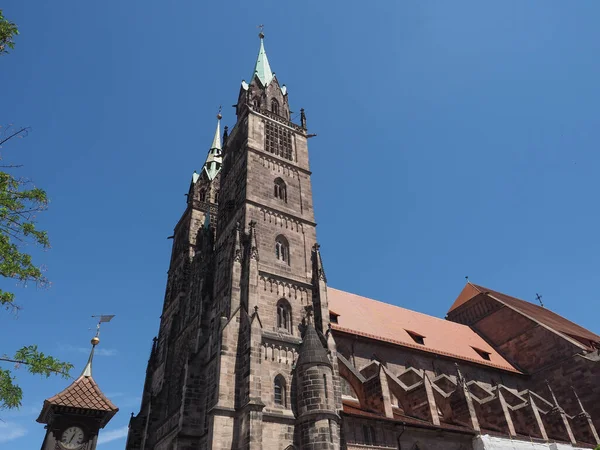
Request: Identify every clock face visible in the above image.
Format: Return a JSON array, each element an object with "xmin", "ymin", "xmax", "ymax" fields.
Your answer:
[{"xmin": 60, "ymin": 426, "xmax": 85, "ymax": 449}]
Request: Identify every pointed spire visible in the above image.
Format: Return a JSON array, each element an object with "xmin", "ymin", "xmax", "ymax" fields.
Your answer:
[
  {"xmin": 296, "ymin": 309, "xmax": 332, "ymax": 370},
  {"xmin": 233, "ymin": 222, "xmax": 243, "ymax": 262},
  {"xmin": 249, "ymin": 221, "xmax": 259, "ymax": 261},
  {"xmin": 81, "ymin": 336, "xmax": 100, "ymax": 377},
  {"xmin": 312, "ymin": 243, "xmax": 327, "ymax": 283},
  {"xmin": 210, "ymin": 109, "xmax": 222, "ymax": 151},
  {"xmin": 202, "ymin": 110, "xmax": 224, "ymax": 181},
  {"xmin": 253, "ymin": 31, "xmax": 274, "ymax": 86}
]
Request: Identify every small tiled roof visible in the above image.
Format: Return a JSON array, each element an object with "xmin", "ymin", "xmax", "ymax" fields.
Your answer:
[
  {"xmin": 327, "ymin": 288, "xmax": 519, "ymax": 373},
  {"xmin": 449, "ymin": 283, "xmax": 600, "ymax": 345},
  {"xmin": 37, "ymin": 374, "xmax": 118, "ymax": 425}
]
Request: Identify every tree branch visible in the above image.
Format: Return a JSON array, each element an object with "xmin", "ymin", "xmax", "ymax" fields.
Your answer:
[
  {"xmin": 0, "ymin": 357, "xmax": 71, "ymax": 378},
  {"xmin": 0, "ymin": 127, "xmax": 30, "ymax": 147}
]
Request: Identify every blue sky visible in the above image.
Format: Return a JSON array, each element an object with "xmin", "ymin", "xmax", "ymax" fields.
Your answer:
[{"xmin": 2, "ymin": 1, "xmax": 600, "ymax": 448}]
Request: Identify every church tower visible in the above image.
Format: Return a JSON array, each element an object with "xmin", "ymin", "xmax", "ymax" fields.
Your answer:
[
  {"xmin": 126, "ymin": 31, "xmax": 342, "ymax": 450},
  {"xmin": 37, "ymin": 335, "xmax": 118, "ymax": 450}
]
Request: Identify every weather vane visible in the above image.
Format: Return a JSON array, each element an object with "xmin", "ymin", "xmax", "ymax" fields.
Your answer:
[{"xmin": 91, "ymin": 314, "xmax": 115, "ymax": 340}]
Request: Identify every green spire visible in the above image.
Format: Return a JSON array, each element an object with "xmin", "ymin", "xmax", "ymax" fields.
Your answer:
[
  {"xmin": 201, "ymin": 112, "xmax": 223, "ymax": 181},
  {"xmin": 253, "ymin": 32, "xmax": 274, "ymax": 86},
  {"xmin": 210, "ymin": 112, "xmax": 221, "ymax": 151}
]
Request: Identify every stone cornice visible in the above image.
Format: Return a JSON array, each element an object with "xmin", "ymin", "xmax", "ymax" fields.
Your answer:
[
  {"xmin": 247, "ymin": 199, "xmax": 316, "ymax": 227},
  {"xmin": 247, "ymin": 146, "xmax": 312, "ymax": 176},
  {"xmin": 258, "ymin": 270, "xmax": 313, "ymax": 290}
]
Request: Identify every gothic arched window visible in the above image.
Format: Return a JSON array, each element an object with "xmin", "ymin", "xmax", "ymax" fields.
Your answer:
[
  {"xmin": 271, "ymin": 98, "xmax": 279, "ymax": 115},
  {"xmin": 277, "ymin": 299, "xmax": 292, "ymax": 333},
  {"xmin": 274, "ymin": 178, "xmax": 287, "ymax": 202},
  {"xmin": 274, "ymin": 375, "xmax": 286, "ymax": 406},
  {"xmin": 253, "ymin": 98, "xmax": 260, "ymax": 109},
  {"xmin": 199, "ymin": 189, "xmax": 206, "ymax": 202},
  {"xmin": 275, "ymin": 236, "xmax": 289, "ymax": 264}
]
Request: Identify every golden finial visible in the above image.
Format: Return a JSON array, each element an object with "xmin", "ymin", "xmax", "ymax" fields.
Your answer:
[{"xmin": 217, "ymin": 105, "xmax": 222, "ymax": 120}]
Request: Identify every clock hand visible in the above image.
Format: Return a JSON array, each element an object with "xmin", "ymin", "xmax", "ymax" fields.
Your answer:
[{"xmin": 69, "ymin": 433, "xmax": 75, "ymax": 444}]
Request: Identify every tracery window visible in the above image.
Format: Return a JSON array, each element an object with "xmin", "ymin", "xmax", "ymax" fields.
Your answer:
[
  {"xmin": 265, "ymin": 121, "xmax": 293, "ymax": 160},
  {"xmin": 199, "ymin": 189, "xmax": 206, "ymax": 202},
  {"xmin": 275, "ymin": 236, "xmax": 289, "ymax": 264},
  {"xmin": 271, "ymin": 98, "xmax": 279, "ymax": 115},
  {"xmin": 274, "ymin": 178, "xmax": 287, "ymax": 202},
  {"xmin": 277, "ymin": 299, "xmax": 292, "ymax": 333},
  {"xmin": 274, "ymin": 375, "xmax": 286, "ymax": 406}
]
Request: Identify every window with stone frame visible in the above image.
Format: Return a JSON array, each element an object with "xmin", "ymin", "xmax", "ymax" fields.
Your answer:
[
  {"xmin": 276, "ymin": 299, "xmax": 292, "ymax": 333},
  {"xmin": 274, "ymin": 375, "xmax": 287, "ymax": 407},
  {"xmin": 340, "ymin": 377, "xmax": 358, "ymax": 399},
  {"xmin": 199, "ymin": 189, "xmax": 206, "ymax": 202},
  {"xmin": 271, "ymin": 98, "xmax": 279, "ymax": 115},
  {"xmin": 275, "ymin": 235, "xmax": 290, "ymax": 265},
  {"xmin": 273, "ymin": 177, "xmax": 287, "ymax": 202},
  {"xmin": 265, "ymin": 120, "xmax": 293, "ymax": 160}
]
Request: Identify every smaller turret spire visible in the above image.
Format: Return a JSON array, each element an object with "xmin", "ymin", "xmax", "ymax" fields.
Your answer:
[
  {"xmin": 211, "ymin": 108, "xmax": 222, "ymax": 151},
  {"xmin": 253, "ymin": 30, "xmax": 274, "ymax": 86},
  {"xmin": 201, "ymin": 110, "xmax": 223, "ymax": 181}
]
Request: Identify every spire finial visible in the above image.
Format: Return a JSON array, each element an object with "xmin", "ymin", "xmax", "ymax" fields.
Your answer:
[
  {"xmin": 82, "ymin": 315, "xmax": 115, "ymax": 377},
  {"xmin": 217, "ymin": 105, "xmax": 222, "ymax": 120},
  {"xmin": 258, "ymin": 24, "xmax": 264, "ymax": 39}
]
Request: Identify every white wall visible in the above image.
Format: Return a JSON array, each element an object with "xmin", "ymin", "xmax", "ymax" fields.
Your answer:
[{"xmin": 473, "ymin": 435, "xmax": 591, "ymax": 450}]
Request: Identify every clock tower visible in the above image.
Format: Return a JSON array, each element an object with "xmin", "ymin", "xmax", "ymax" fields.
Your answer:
[{"xmin": 37, "ymin": 335, "xmax": 119, "ymax": 450}]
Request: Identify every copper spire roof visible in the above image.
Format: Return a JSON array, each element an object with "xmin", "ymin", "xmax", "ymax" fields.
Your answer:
[
  {"xmin": 327, "ymin": 287, "xmax": 520, "ymax": 373},
  {"xmin": 252, "ymin": 32, "xmax": 274, "ymax": 86},
  {"xmin": 449, "ymin": 282, "xmax": 600, "ymax": 346}
]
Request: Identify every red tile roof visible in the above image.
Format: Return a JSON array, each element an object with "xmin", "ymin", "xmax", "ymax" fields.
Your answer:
[
  {"xmin": 37, "ymin": 374, "xmax": 118, "ymax": 425},
  {"xmin": 328, "ymin": 287, "xmax": 520, "ymax": 373},
  {"xmin": 449, "ymin": 283, "xmax": 600, "ymax": 345}
]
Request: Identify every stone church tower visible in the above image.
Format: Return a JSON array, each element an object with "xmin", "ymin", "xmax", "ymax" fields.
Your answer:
[
  {"xmin": 126, "ymin": 32, "xmax": 342, "ymax": 450},
  {"xmin": 127, "ymin": 31, "xmax": 600, "ymax": 450}
]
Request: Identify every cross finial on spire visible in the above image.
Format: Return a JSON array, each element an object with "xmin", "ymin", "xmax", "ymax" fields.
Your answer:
[
  {"xmin": 536, "ymin": 293, "xmax": 544, "ymax": 308},
  {"xmin": 258, "ymin": 24, "xmax": 264, "ymax": 39},
  {"xmin": 217, "ymin": 105, "xmax": 222, "ymax": 120}
]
